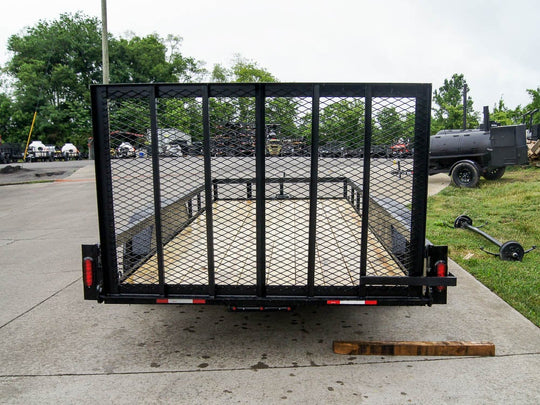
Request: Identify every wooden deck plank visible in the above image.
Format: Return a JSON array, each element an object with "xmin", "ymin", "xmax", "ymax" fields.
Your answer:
[
  {"xmin": 315, "ymin": 200, "xmax": 355, "ymax": 286},
  {"xmin": 125, "ymin": 199, "xmax": 403, "ymax": 286},
  {"xmin": 213, "ymin": 200, "xmax": 256, "ymax": 285},
  {"xmin": 332, "ymin": 200, "xmax": 402, "ymax": 277},
  {"xmin": 333, "ymin": 341, "xmax": 496, "ymax": 357},
  {"xmin": 266, "ymin": 200, "xmax": 309, "ymax": 285}
]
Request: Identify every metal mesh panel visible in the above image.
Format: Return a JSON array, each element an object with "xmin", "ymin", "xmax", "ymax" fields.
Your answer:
[
  {"xmin": 210, "ymin": 89, "xmax": 257, "ymax": 285},
  {"xmin": 156, "ymin": 92, "xmax": 207, "ymax": 285},
  {"xmin": 370, "ymin": 97, "xmax": 417, "ymax": 274},
  {"xmin": 264, "ymin": 93, "xmax": 312, "ymax": 286},
  {"xmin": 93, "ymin": 83, "xmax": 431, "ymax": 298},
  {"xmin": 107, "ymin": 93, "xmax": 154, "ymax": 281},
  {"xmin": 314, "ymin": 97, "xmax": 366, "ymax": 285}
]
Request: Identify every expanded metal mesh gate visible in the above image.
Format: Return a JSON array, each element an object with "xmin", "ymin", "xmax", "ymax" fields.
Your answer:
[{"xmin": 91, "ymin": 83, "xmax": 432, "ymax": 303}]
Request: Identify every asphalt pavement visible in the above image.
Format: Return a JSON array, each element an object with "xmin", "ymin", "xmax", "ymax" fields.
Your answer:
[{"xmin": 0, "ymin": 162, "xmax": 538, "ymax": 404}]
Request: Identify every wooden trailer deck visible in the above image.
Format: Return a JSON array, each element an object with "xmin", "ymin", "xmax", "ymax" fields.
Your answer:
[{"xmin": 123, "ymin": 199, "xmax": 404, "ymax": 286}]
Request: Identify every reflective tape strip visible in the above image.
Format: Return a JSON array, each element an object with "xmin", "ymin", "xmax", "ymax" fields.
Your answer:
[
  {"xmin": 327, "ymin": 300, "xmax": 378, "ymax": 305},
  {"xmin": 156, "ymin": 299, "xmax": 206, "ymax": 304}
]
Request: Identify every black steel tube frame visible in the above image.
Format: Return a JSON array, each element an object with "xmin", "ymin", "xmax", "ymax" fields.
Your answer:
[
  {"xmin": 202, "ymin": 85, "xmax": 216, "ymax": 297},
  {"xmin": 359, "ymin": 86, "xmax": 372, "ymax": 297},
  {"xmin": 148, "ymin": 86, "xmax": 166, "ymax": 295},
  {"xmin": 307, "ymin": 84, "xmax": 320, "ymax": 296},
  {"xmin": 255, "ymin": 84, "xmax": 267, "ymax": 297},
  {"xmin": 88, "ymin": 82, "xmax": 453, "ymax": 307}
]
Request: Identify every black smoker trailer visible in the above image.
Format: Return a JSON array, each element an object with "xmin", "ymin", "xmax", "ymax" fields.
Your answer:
[{"xmin": 82, "ymin": 83, "xmax": 455, "ymax": 309}]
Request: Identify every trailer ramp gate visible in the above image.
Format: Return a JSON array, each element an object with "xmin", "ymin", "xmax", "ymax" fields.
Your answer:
[{"xmin": 84, "ymin": 83, "xmax": 455, "ymax": 306}]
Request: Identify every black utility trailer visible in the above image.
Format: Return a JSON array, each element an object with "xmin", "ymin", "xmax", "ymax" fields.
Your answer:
[
  {"xmin": 0, "ymin": 143, "xmax": 24, "ymax": 164},
  {"xmin": 82, "ymin": 83, "xmax": 455, "ymax": 309}
]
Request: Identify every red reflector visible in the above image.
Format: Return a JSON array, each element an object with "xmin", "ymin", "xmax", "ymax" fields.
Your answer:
[
  {"xmin": 435, "ymin": 261, "xmax": 447, "ymax": 292},
  {"xmin": 436, "ymin": 261, "xmax": 447, "ymax": 277},
  {"xmin": 365, "ymin": 300, "xmax": 378, "ymax": 305},
  {"xmin": 193, "ymin": 299, "xmax": 206, "ymax": 304},
  {"xmin": 156, "ymin": 299, "xmax": 168, "ymax": 304},
  {"xmin": 83, "ymin": 257, "xmax": 93, "ymax": 287},
  {"xmin": 327, "ymin": 300, "xmax": 340, "ymax": 305}
]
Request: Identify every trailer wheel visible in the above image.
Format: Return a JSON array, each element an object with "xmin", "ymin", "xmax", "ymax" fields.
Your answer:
[
  {"xmin": 483, "ymin": 167, "xmax": 505, "ymax": 180},
  {"xmin": 451, "ymin": 161, "xmax": 480, "ymax": 188},
  {"xmin": 499, "ymin": 241, "xmax": 525, "ymax": 261}
]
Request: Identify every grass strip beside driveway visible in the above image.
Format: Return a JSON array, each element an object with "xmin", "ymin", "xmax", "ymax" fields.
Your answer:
[{"xmin": 426, "ymin": 167, "xmax": 540, "ymax": 327}]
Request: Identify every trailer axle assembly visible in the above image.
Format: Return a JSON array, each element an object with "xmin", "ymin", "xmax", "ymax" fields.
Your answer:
[{"xmin": 453, "ymin": 215, "xmax": 536, "ymax": 261}]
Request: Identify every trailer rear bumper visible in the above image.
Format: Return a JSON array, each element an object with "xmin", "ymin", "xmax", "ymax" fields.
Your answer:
[{"xmin": 82, "ymin": 243, "xmax": 456, "ymax": 306}]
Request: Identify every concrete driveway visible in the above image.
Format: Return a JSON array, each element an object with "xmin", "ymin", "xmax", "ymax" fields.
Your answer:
[{"xmin": 0, "ymin": 163, "xmax": 538, "ymax": 404}]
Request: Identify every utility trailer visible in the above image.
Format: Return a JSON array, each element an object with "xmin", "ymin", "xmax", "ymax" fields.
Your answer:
[{"xmin": 82, "ymin": 83, "xmax": 455, "ymax": 309}]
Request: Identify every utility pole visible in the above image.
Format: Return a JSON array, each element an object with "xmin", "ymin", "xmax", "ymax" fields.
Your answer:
[{"xmin": 101, "ymin": 0, "xmax": 110, "ymax": 84}]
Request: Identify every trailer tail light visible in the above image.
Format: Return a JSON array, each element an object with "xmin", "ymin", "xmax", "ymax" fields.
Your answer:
[
  {"xmin": 83, "ymin": 257, "xmax": 94, "ymax": 287},
  {"xmin": 435, "ymin": 260, "xmax": 447, "ymax": 292}
]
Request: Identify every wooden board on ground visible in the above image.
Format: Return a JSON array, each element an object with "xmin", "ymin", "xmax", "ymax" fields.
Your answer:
[
  {"xmin": 125, "ymin": 199, "xmax": 403, "ymax": 285},
  {"xmin": 333, "ymin": 340, "xmax": 496, "ymax": 357}
]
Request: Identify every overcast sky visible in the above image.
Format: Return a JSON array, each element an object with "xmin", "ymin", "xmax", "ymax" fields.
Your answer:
[{"xmin": 1, "ymin": 0, "xmax": 539, "ymax": 112}]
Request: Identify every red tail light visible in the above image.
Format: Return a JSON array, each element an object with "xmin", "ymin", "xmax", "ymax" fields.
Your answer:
[
  {"xmin": 435, "ymin": 260, "xmax": 447, "ymax": 292},
  {"xmin": 83, "ymin": 257, "xmax": 94, "ymax": 287}
]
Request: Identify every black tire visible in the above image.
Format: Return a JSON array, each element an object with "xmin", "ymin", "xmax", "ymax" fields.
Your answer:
[
  {"xmin": 451, "ymin": 161, "xmax": 480, "ymax": 188},
  {"xmin": 499, "ymin": 241, "xmax": 525, "ymax": 261},
  {"xmin": 483, "ymin": 167, "xmax": 505, "ymax": 180}
]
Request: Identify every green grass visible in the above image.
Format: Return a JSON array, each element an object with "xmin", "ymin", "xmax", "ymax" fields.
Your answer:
[{"xmin": 425, "ymin": 166, "xmax": 540, "ymax": 326}]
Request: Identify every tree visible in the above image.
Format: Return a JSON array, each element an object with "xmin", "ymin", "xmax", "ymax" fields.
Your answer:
[
  {"xmin": 523, "ymin": 87, "xmax": 540, "ymax": 124},
  {"xmin": 109, "ymin": 34, "xmax": 204, "ymax": 83},
  {"xmin": 208, "ymin": 56, "xmax": 280, "ymax": 125},
  {"xmin": 490, "ymin": 97, "xmax": 522, "ymax": 126},
  {"xmin": 373, "ymin": 107, "xmax": 415, "ymax": 145},
  {"xmin": 5, "ymin": 12, "xmax": 102, "ymax": 145},
  {"xmin": 432, "ymin": 73, "xmax": 479, "ymax": 134},
  {"xmin": 0, "ymin": 92, "xmax": 13, "ymax": 140},
  {"xmin": 3, "ymin": 12, "xmax": 204, "ymax": 148},
  {"xmin": 309, "ymin": 98, "xmax": 365, "ymax": 147}
]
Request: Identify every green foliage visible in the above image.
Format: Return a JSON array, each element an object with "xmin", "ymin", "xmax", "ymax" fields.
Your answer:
[
  {"xmin": 319, "ymin": 99, "xmax": 364, "ymax": 146},
  {"xmin": 1, "ymin": 12, "xmax": 203, "ymax": 150},
  {"xmin": 524, "ymin": 87, "xmax": 540, "ymax": 124},
  {"xmin": 432, "ymin": 73, "xmax": 479, "ymax": 133},
  {"xmin": 0, "ymin": 92, "xmax": 13, "ymax": 137},
  {"xmin": 208, "ymin": 56, "xmax": 280, "ymax": 127},
  {"xmin": 374, "ymin": 107, "xmax": 414, "ymax": 145},
  {"xmin": 490, "ymin": 97, "xmax": 523, "ymax": 126},
  {"xmin": 109, "ymin": 34, "xmax": 203, "ymax": 83},
  {"xmin": 210, "ymin": 55, "xmax": 276, "ymax": 83}
]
